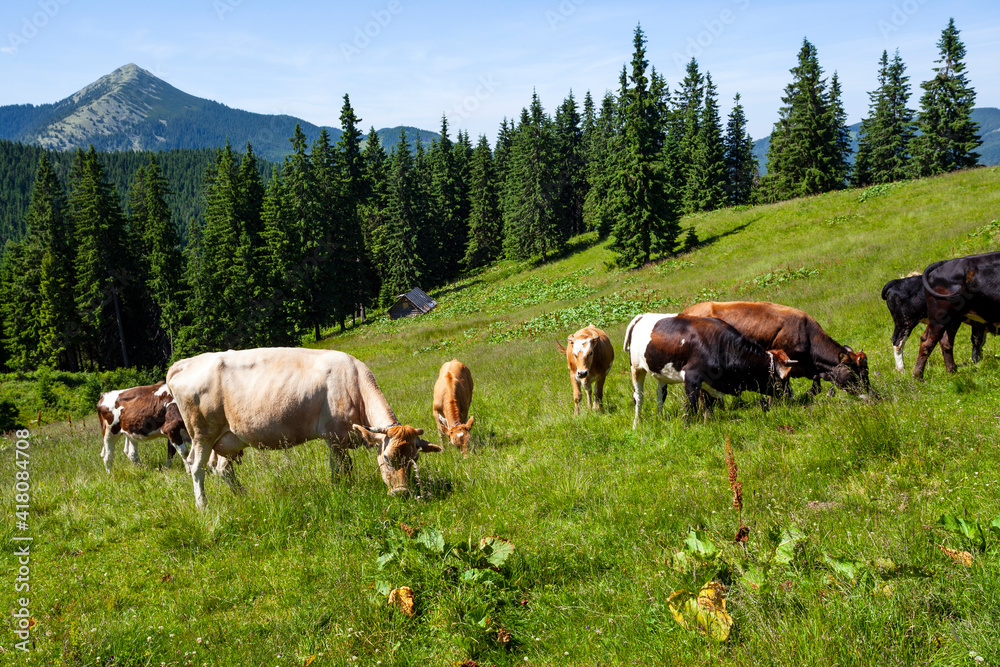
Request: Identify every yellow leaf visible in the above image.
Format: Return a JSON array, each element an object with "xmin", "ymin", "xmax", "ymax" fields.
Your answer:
[
  {"xmin": 667, "ymin": 581, "xmax": 733, "ymax": 641},
  {"xmin": 388, "ymin": 586, "xmax": 416, "ymax": 616},
  {"xmin": 303, "ymin": 656, "xmax": 316, "ymax": 667},
  {"xmin": 937, "ymin": 545, "xmax": 973, "ymax": 567}
]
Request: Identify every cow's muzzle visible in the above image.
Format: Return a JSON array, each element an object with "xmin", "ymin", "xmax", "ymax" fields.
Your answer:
[{"xmin": 576, "ymin": 369, "xmax": 589, "ymax": 379}]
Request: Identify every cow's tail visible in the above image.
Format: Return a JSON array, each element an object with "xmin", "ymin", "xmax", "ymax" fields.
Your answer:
[
  {"xmin": 922, "ymin": 259, "xmax": 964, "ymax": 301},
  {"xmin": 623, "ymin": 314, "xmax": 644, "ymax": 353}
]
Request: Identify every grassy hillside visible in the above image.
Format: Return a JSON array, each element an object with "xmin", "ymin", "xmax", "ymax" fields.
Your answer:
[{"xmin": 3, "ymin": 168, "xmax": 1000, "ymax": 666}]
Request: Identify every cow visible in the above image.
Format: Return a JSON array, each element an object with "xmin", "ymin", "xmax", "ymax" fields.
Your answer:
[
  {"xmin": 680, "ymin": 301, "xmax": 869, "ymax": 398},
  {"xmin": 913, "ymin": 251, "xmax": 1000, "ymax": 379},
  {"xmin": 432, "ymin": 359, "xmax": 475, "ymax": 455},
  {"xmin": 555, "ymin": 325, "xmax": 614, "ymax": 415},
  {"xmin": 882, "ymin": 273, "xmax": 995, "ymax": 373},
  {"xmin": 623, "ymin": 313, "xmax": 795, "ymax": 428},
  {"xmin": 97, "ymin": 382, "xmax": 190, "ymax": 473},
  {"xmin": 166, "ymin": 347, "xmax": 442, "ymax": 508}
]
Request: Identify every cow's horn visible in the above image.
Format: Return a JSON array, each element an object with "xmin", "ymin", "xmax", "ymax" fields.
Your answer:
[{"xmin": 367, "ymin": 425, "xmax": 390, "ymax": 434}]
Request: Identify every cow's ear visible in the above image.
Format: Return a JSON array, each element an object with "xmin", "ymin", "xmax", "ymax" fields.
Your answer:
[
  {"xmin": 777, "ymin": 364, "xmax": 794, "ymax": 380},
  {"xmin": 465, "ymin": 416, "xmax": 475, "ymax": 429},
  {"xmin": 437, "ymin": 413, "xmax": 448, "ymax": 427},
  {"xmin": 838, "ymin": 351, "xmax": 851, "ymax": 365},
  {"xmin": 418, "ymin": 439, "xmax": 443, "ymax": 453},
  {"xmin": 352, "ymin": 424, "xmax": 381, "ymax": 446}
]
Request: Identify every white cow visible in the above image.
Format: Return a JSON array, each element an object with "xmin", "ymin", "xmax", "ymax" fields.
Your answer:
[{"xmin": 166, "ymin": 347, "xmax": 441, "ymax": 508}]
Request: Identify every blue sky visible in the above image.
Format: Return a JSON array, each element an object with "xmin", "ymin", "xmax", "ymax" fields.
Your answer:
[{"xmin": 1, "ymin": 0, "xmax": 997, "ymax": 144}]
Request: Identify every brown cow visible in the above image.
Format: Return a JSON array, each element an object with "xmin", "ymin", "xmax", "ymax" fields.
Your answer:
[
  {"xmin": 97, "ymin": 382, "xmax": 189, "ymax": 472},
  {"xmin": 556, "ymin": 325, "xmax": 614, "ymax": 415},
  {"xmin": 680, "ymin": 301, "xmax": 869, "ymax": 397},
  {"xmin": 432, "ymin": 359, "xmax": 475, "ymax": 454}
]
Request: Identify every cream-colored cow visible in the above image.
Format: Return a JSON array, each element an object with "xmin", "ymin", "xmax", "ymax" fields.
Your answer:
[{"xmin": 166, "ymin": 347, "xmax": 441, "ymax": 508}]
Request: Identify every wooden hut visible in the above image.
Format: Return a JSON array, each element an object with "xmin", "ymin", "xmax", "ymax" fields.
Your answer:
[{"xmin": 388, "ymin": 288, "xmax": 437, "ymax": 320}]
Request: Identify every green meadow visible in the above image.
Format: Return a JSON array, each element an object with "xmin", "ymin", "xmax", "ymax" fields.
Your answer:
[{"xmin": 3, "ymin": 167, "xmax": 1000, "ymax": 666}]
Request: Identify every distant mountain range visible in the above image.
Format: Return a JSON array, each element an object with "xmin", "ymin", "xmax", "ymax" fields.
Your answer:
[
  {"xmin": 752, "ymin": 107, "xmax": 1000, "ymax": 174},
  {"xmin": 0, "ymin": 64, "xmax": 438, "ymax": 162}
]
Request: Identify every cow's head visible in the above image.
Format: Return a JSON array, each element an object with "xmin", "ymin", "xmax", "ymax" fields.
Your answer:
[
  {"xmin": 564, "ymin": 331, "xmax": 601, "ymax": 381},
  {"xmin": 766, "ymin": 350, "xmax": 797, "ymax": 393},
  {"xmin": 834, "ymin": 348, "xmax": 870, "ymax": 396},
  {"xmin": 437, "ymin": 414, "xmax": 475, "ymax": 454},
  {"xmin": 352, "ymin": 423, "xmax": 442, "ymax": 496}
]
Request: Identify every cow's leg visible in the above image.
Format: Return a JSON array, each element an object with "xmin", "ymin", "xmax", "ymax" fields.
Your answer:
[
  {"xmin": 593, "ymin": 374, "xmax": 607, "ymax": 412},
  {"xmin": 571, "ymin": 373, "xmax": 582, "ymax": 415},
  {"xmin": 940, "ymin": 321, "xmax": 962, "ymax": 374},
  {"xmin": 187, "ymin": 434, "xmax": 217, "ymax": 509},
  {"xmin": 630, "ymin": 366, "xmax": 646, "ymax": 429},
  {"xmin": 583, "ymin": 380, "xmax": 594, "ymax": 410},
  {"xmin": 124, "ymin": 435, "xmax": 141, "ymax": 465},
  {"xmin": 326, "ymin": 439, "xmax": 353, "ymax": 483},
  {"xmin": 101, "ymin": 429, "xmax": 120, "ymax": 473},
  {"xmin": 682, "ymin": 375, "xmax": 703, "ymax": 419},
  {"xmin": 891, "ymin": 322, "xmax": 917, "ymax": 373},
  {"xmin": 807, "ymin": 378, "xmax": 823, "ymax": 397},
  {"xmin": 970, "ymin": 322, "xmax": 987, "ymax": 364},
  {"xmin": 655, "ymin": 381, "xmax": 668, "ymax": 417},
  {"xmin": 913, "ymin": 323, "xmax": 946, "ymax": 379},
  {"xmin": 211, "ymin": 451, "xmax": 242, "ymax": 495}
]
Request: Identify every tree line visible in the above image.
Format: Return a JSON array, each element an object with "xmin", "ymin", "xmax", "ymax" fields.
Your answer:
[{"xmin": 0, "ymin": 20, "xmax": 982, "ymax": 373}]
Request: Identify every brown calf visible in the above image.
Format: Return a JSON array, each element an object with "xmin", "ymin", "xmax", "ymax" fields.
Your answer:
[
  {"xmin": 432, "ymin": 359, "xmax": 475, "ymax": 454},
  {"xmin": 556, "ymin": 325, "xmax": 614, "ymax": 415},
  {"xmin": 97, "ymin": 382, "xmax": 189, "ymax": 472}
]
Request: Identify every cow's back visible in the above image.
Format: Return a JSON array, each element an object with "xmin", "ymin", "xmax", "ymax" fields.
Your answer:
[
  {"xmin": 167, "ymin": 348, "xmax": 367, "ymax": 448},
  {"xmin": 681, "ymin": 301, "xmax": 811, "ymax": 354}
]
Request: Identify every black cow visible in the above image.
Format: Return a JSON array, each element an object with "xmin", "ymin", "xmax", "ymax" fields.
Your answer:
[
  {"xmin": 624, "ymin": 313, "xmax": 796, "ymax": 427},
  {"xmin": 882, "ymin": 274, "xmax": 995, "ymax": 373},
  {"xmin": 913, "ymin": 251, "xmax": 1000, "ymax": 379}
]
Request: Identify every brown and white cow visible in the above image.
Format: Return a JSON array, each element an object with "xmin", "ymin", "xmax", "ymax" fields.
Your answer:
[
  {"xmin": 624, "ymin": 313, "xmax": 795, "ymax": 427},
  {"xmin": 680, "ymin": 301, "xmax": 869, "ymax": 398},
  {"xmin": 432, "ymin": 359, "xmax": 475, "ymax": 455},
  {"xmin": 97, "ymin": 382, "xmax": 189, "ymax": 472},
  {"xmin": 166, "ymin": 347, "xmax": 442, "ymax": 508},
  {"xmin": 556, "ymin": 325, "xmax": 614, "ymax": 415},
  {"xmin": 913, "ymin": 251, "xmax": 1000, "ymax": 379}
]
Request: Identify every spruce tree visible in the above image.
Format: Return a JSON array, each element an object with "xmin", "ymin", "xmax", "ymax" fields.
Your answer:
[
  {"xmin": 257, "ymin": 167, "xmax": 299, "ymax": 346},
  {"xmin": 910, "ymin": 18, "xmax": 981, "ymax": 176},
  {"xmin": 429, "ymin": 115, "xmax": 466, "ymax": 283},
  {"xmin": 71, "ymin": 147, "xmax": 138, "ymax": 368},
  {"xmin": 380, "ymin": 129, "xmax": 427, "ymax": 304},
  {"xmin": 825, "ymin": 72, "xmax": 852, "ymax": 187},
  {"xmin": 502, "ymin": 93, "xmax": 564, "ymax": 262},
  {"xmin": 553, "ymin": 91, "xmax": 586, "ymax": 237},
  {"xmin": 608, "ymin": 25, "xmax": 679, "ymax": 268},
  {"xmin": 723, "ymin": 93, "xmax": 757, "ymax": 205},
  {"xmin": 582, "ymin": 91, "xmax": 620, "ymax": 238},
  {"xmin": 677, "ymin": 58, "xmax": 705, "ymax": 213},
  {"xmin": 463, "ymin": 135, "xmax": 502, "ymax": 270},
  {"xmin": 335, "ymin": 95, "xmax": 371, "ymax": 328},
  {"xmin": 689, "ymin": 73, "xmax": 727, "ymax": 211},
  {"xmin": 360, "ymin": 127, "xmax": 389, "ymax": 308},
  {"xmin": 763, "ymin": 38, "xmax": 842, "ymax": 200},
  {"xmin": 853, "ymin": 50, "xmax": 915, "ymax": 186}
]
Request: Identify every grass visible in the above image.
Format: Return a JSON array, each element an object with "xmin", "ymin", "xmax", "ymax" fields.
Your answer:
[{"xmin": 4, "ymin": 167, "xmax": 1000, "ymax": 666}]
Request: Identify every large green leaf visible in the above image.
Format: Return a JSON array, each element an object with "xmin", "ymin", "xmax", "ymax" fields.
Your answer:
[
  {"xmin": 938, "ymin": 513, "xmax": 986, "ymax": 549},
  {"xmin": 479, "ymin": 536, "xmax": 515, "ymax": 567},
  {"xmin": 774, "ymin": 526, "xmax": 806, "ymax": 565},
  {"xmin": 684, "ymin": 530, "xmax": 719, "ymax": 560},
  {"xmin": 416, "ymin": 526, "xmax": 445, "ymax": 554},
  {"xmin": 823, "ymin": 554, "xmax": 859, "ymax": 580}
]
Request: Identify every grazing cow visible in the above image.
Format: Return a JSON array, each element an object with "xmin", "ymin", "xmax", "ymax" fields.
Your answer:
[
  {"xmin": 166, "ymin": 347, "xmax": 442, "ymax": 508},
  {"xmin": 432, "ymin": 359, "xmax": 475, "ymax": 455},
  {"xmin": 555, "ymin": 325, "xmax": 614, "ymax": 415},
  {"xmin": 913, "ymin": 251, "xmax": 1000, "ymax": 379},
  {"xmin": 624, "ymin": 313, "xmax": 795, "ymax": 428},
  {"xmin": 680, "ymin": 301, "xmax": 870, "ymax": 398},
  {"xmin": 881, "ymin": 273, "xmax": 994, "ymax": 372},
  {"xmin": 97, "ymin": 382, "xmax": 189, "ymax": 472}
]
